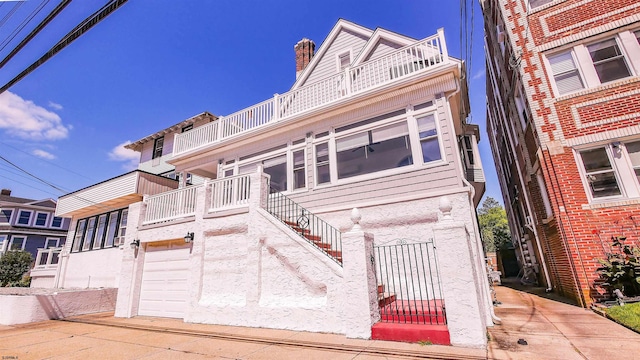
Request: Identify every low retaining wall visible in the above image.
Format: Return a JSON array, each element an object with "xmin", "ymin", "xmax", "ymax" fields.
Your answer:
[{"xmin": 0, "ymin": 288, "xmax": 117, "ymax": 325}]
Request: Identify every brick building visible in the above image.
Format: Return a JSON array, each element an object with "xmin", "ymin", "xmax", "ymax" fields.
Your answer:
[{"xmin": 481, "ymin": 0, "xmax": 640, "ymax": 306}]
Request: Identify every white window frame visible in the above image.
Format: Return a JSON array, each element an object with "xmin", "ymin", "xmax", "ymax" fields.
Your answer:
[
  {"xmin": 16, "ymin": 209, "xmax": 33, "ymax": 226},
  {"xmin": 0, "ymin": 235, "xmax": 7, "ymax": 253},
  {"xmin": 536, "ymin": 170, "xmax": 553, "ymax": 220},
  {"xmin": 34, "ymin": 211, "xmax": 49, "ymax": 227},
  {"xmin": 0, "ymin": 209, "xmax": 12, "ymax": 224},
  {"xmin": 411, "ymin": 109, "xmax": 446, "ymax": 168},
  {"xmin": 575, "ymin": 143, "xmax": 640, "ymax": 203},
  {"xmin": 336, "ymin": 49, "xmax": 352, "ymax": 72},
  {"xmin": 50, "ymin": 216, "xmax": 64, "ymax": 229},
  {"xmin": 586, "ymin": 36, "xmax": 633, "ymax": 84},
  {"xmin": 461, "ymin": 135, "xmax": 476, "ymax": 168},
  {"xmin": 545, "ymin": 49, "xmax": 586, "ymax": 97},
  {"xmin": 9, "ymin": 235, "xmax": 26, "ymax": 251},
  {"xmin": 314, "ymin": 140, "xmax": 331, "ymax": 186},
  {"xmin": 290, "ymin": 147, "xmax": 307, "ymax": 191},
  {"xmin": 45, "ymin": 237, "xmax": 59, "ymax": 249}
]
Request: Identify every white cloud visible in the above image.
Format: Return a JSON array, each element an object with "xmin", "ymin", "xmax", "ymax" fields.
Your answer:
[
  {"xmin": 472, "ymin": 69, "xmax": 486, "ymax": 80},
  {"xmin": 32, "ymin": 149, "xmax": 56, "ymax": 160},
  {"xmin": 48, "ymin": 101, "xmax": 63, "ymax": 111},
  {"xmin": 0, "ymin": 91, "xmax": 70, "ymax": 140},
  {"xmin": 108, "ymin": 141, "xmax": 139, "ymax": 171}
]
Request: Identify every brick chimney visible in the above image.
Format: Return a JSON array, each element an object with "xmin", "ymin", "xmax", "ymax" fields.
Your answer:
[
  {"xmin": 1, "ymin": 189, "xmax": 11, "ymax": 196},
  {"xmin": 295, "ymin": 38, "xmax": 315, "ymax": 79}
]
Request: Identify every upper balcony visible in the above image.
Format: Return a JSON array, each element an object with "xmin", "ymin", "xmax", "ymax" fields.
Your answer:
[{"xmin": 173, "ymin": 30, "xmax": 450, "ymax": 157}]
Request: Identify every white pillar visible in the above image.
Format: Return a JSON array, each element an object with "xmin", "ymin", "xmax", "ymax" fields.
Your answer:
[
  {"xmin": 342, "ymin": 208, "xmax": 380, "ymax": 339},
  {"xmin": 114, "ymin": 202, "xmax": 145, "ymax": 318},
  {"xmin": 432, "ymin": 197, "xmax": 486, "ymax": 348}
]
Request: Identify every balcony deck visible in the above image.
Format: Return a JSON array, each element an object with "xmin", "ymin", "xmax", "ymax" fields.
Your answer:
[{"xmin": 173, "ymin": 30, "xmax": 450, "ymax": 157}]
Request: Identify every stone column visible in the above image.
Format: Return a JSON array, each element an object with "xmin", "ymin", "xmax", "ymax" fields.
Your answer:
[
  {"xmin": 432, "ymin": 197, "xmax": 486, "ymax": 348},
  {"xmin": 342, "ymin": 208, "xmax": 380, "ymax": 339}
]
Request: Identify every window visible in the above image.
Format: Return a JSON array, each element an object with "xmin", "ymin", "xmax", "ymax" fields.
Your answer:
[
  {"xmin": 463, "ymin": 136, "xmax": 475, "ymax": 166},
  {"xmin": 0, "ymin": 209, "xmax": 12, "ymax": 223},
  {"xmin": 9, "ymin": 236, "xmax": 26, "ymax": 250},
  {"xmin": 152, "ymin": 137, "xmax": 164, "ymax": 159},
  {"xmin": 34, "ymin": 212, "xmax": 48, "ymax": 227},
  {"xmin": 337, "ymin": 51, "xmax": 350, "ymax": 71},
  {"xmin": 72, "ymin": 219, "xmax": 87, "ymax": 252},
  {"xmin": 548, "ymin": 51, "xmax": 584, "ymax": 95},
  {"xmin": 45, "ymin": 238, "xmax": 59, "ymax": 249},
  {"xmin": 627, "ymin": 141, "xmax": 640, "ymax": 185},
  {"xmin": 264, "ymin": 155, "xmax": 287, "ymax": 192},
  {"xmin": 336, "ymin": 122, "xmax": 412, "ymax": 179},
  {"xmin": 92, "ymin": 214, "xmax": 108, "ymax": 249},
  {"xmin": 293, "ymin": 149, "xmax": 306, "ymax": 189},
  {"xmin": 182, "ymin": 124, "xmax": 193, "ymax": 132},
  {"xmin": 580, "ymin": 147, "xmax": 621, "ymax": 198},
  {"xmin": 51, "ymin": 216, "xmax": 63, "ymax": 228},
  {"xmin": 417, "ymin": 114, "xmax": 442, "ymax": 163},
  {"xmin": 514, "ymin": 86, "xmax": 529, "ymax": 130},
  {"xmin": 315, "ymin": 143, "xmax": 330, "ymax": 185},
  {"xmin": 587, "ymin": 38, "xmax": 631, "ymax": 83},
  {"xmin": 72, "ymin": 208, "xmax": 128, "ymax": 252},
  {"xmin": 529, "ymin": 0, "xmax": 554, "ymax": 8},
  {"xmin": 16, "ymin": 210, "xmax": 32, "ymax": 225}
]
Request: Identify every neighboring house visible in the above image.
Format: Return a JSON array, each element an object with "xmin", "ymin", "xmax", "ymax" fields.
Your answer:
[
  {"xmin": 0, "ymin": 189, "xmax": 70, "ymax": 286},
  {"xmin": 481, "ymin": 0, "xmax": 640, "ymax": 306},
  {"xmin": 47, "ymin": 20, "xmax": 492, "ymax": 348}
]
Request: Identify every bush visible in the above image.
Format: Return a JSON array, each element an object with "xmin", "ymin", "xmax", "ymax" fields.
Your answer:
[
  {"xmin": 596, "ymin": 236, "xmax": 640, "ymax": 298},
  {"xmin": 0, "ymin": 250, "xmax": 33, "ymax": 287}
]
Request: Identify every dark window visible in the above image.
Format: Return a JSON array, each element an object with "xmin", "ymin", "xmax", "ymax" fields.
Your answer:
[
  {"xmin": 588, "ymin": 38, "xmax": 631, "ymax": 83},
  {"xmin": 72, "ymin": 208, "xmax": 128, "ymax": 252},
  {"xmin": 51, "ymin": 216, "xmax": 63, "ymax": 228},
  {"xmin": 182, "ymin": 124, "xmax": 193, "ymax": 132},
  {"xmin": 17, "ymin": 210, "xmax": 31, "ymax": 225},
  {"xmin": 35, "ymin": 213, "xmax": 48, "ymax": 226},
  {"xmin": 293, "ymin": 150, "xmax": 306, "ymax": 189},
  {"xmin": 153, "ymin": 137, "xmax": 164, "ymax": 159},
  {"xmin": 316, "ymin": 143, "xmax": 330, "ymax": 184},
  {"xmin": 0, "ymin": 209, "xmax": 12, "ymax": 223},
  {"xmin": 581, "ymin": 148, "xmax": 621, "ymax": 198}
]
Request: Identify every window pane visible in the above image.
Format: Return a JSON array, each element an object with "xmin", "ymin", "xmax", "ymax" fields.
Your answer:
[
  {"xmin": 627, "ymin": 141, "xmax": 640, "ymax": 184},
  {"xmin": 72, "ymin": 219, "xmax": 86, "ymax": 252},
  {"xmin": 92, "ymin": 214, "xmax": 107, "ymax": 249},
  {"xmin": 421, "ymin": 137, "xmax": 442, "ymax": 163},
  {"xmin": 0, "ymin": 209, "xmax": 11, "ymax": 223},
  {"xmin": 51, "ymin": 216, "xmax": 63, "ymax": 228},
  {"xmin": 588, "ymin": 39, "xmax": 631, "ymax": 83},
  {"xmin": 293, "ymin": 150, "xmax": 305, "ymax": 189},
  {"xmin": 317, "ymin": 164, "xmax": 330, "ymax": 184},
  {"xmin": 265, "ymin": 160, "xmax": 287, "ymax": 192},
  {"xmin": 587, "ymin": 172, "xmax": 621, "ymax": 198},
  {"xmin": 83, "ymin": 217, "xmax": 97, "ymax": 251},
  {"xmin": 118, "ymin": 209, "xmax": 128, "ymax": 238},
  {"xmin": 35, "ymin": 213, "xmax": 47, "ymax": 226},
  {"xmin": 417, "ymin": 115, "xmax": 437, "ymax": 138},
  {"xmin": 10, "ymin": 237, "xmax": 24, "ymax": 250},
  {"xmin": 529, "ymin": 0, "xmax": 553, "ymax": 8},
  {"xmin": 18, "ymin": 211, "xmax": 30, "ymax": 225},
  {"xmin": 104, "ymin": 211, "xmax": 120, "ymax": 248},
  {"xmin": 548, "ymin": 52, "xmax": 584, "ymax": 94},
  {"xmin": 581, "ymin": 148, "xmax": 612, "ymax": 172},
  {"xmin": 337, "ymin": 134, "xmax": 412, "ymax": 179}
]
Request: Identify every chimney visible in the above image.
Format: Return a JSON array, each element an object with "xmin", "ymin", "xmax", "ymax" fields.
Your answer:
[
  {"xmin": 295, "ymin": 38, "xmax": 315, "ymax": 78},
  {"xmin": 1, "ymin": 189, "xmax": 11, "ymax": 196}
]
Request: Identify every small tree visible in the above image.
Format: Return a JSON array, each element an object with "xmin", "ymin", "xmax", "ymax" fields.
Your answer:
[
  {"xmin": 478, "ymin": 197, "xmax": 512, "ymax": 252},
  {"xmin": 596, "ymin": 236, "xmax": 640, "ymax": 298},
  {"xmin": 0, "ymin": 250, "xmax": 33, "ymax": 287}
]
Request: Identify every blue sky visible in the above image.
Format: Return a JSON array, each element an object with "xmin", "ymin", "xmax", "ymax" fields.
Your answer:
[{"xmin": 0, "ymin": 0, "xmax": 500, "ymax": 204}]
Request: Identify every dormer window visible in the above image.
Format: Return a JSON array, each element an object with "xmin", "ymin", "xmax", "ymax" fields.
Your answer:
[{"xmin": 337, "ymin": 51, "xmax": 351, "ymax": 71}]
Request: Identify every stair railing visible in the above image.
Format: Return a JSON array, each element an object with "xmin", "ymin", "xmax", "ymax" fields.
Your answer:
[{"xmin": 266, "ymin": 186, "xmax": 342, "ymax": 265}]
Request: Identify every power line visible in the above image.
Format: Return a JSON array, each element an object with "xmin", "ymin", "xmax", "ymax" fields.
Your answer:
[
  {"xmin": 0, "ymin": 154, "xmax": 67, "ymax": 193},
  {"xmin": 0, "ymin": 1, "xmax": 24, "ymax": 30},
  {"xmin": 0, "ymin": 0, "xmax": 128, "ymax": 94}
]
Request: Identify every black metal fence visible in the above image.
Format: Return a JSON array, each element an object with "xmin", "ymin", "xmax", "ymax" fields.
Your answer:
[
  {"xmin": 266, "ymin": 186, "xmax": 342, "ymax": 265},
  {"xmin": 373, "ymin": 240, "xmax": 446, "ymax": 325}
]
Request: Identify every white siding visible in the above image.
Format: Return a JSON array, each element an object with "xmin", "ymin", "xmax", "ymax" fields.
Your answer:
[
  {"xmin": 57, "ymin": 172, "xmax": 139, "ymax": 216},
  {"xmin": 301, "ymin": 29, "xmax": 369, "ymax": 86},
  {"xmin": 364, "ymin": 38, "xmax": 403, "ymax": 62}
]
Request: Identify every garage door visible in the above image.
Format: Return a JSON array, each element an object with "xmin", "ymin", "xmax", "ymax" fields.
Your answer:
[{"xmin": 138, "ymin": 242, "xmax": 191, "ymax": 318}]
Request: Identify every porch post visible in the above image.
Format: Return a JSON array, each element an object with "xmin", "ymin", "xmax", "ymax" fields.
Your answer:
[
  {"xmin": 432, "ymin": 196, "xmax": 486, "ymax": 348},
  {"xmin": 342, "ymin": 208, "xmax": 380, "ymax": 339}
]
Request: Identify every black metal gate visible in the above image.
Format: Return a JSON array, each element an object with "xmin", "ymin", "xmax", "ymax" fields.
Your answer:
[{"xmin": 373, "ymin": 239, "xmax": 446, "ymax": 325}]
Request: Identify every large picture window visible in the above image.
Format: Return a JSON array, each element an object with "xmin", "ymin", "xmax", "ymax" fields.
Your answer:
[
  {"xmin": 336, "ymin": 122, "xmax": 412, "ymax": 179},
  {"xmin": 71, "ymin": 208, "xmax": 128, "ymax": 252}
]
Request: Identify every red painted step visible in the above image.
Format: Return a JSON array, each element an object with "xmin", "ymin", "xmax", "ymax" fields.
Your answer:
[
  {"xmin": 379, "ymin": 300, "xmax": 446, "ymax": 324},
  {"xmin": 371, "ymin": 322, "xmax": 450, "ymax": 345},
  {"xmin": 378, "ymin": 292, "xmax": 397, "ymax": 307}
]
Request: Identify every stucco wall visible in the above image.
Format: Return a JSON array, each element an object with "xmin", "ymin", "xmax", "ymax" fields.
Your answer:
[
  {"xmin": 60, "ymin": 247, "xmax": 123, "ymax": 289},
  {"xmin": 0, "ymin": 288, "xmax": 117, "ymax": 325}
]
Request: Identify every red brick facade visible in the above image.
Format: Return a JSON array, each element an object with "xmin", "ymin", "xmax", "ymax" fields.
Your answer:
[{"xmin": 482, "ymin": 0, "xmax": 640, "ymax": 306}]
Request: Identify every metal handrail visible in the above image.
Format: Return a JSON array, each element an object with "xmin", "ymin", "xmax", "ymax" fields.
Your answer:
[{"xmin": 266, "ymin": 186, "xmax": 342, "ymax": 265}]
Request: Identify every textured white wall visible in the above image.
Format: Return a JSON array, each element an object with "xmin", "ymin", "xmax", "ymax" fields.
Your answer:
[{"xmin": 60, "ymin": 247, "xmax": 123, "ymax": 289}]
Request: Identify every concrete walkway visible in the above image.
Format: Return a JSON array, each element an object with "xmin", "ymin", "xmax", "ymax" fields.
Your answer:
[
  {"xmin": 1, "ymin": 282, "xmax": 638, "ymax": 359},
  {"xmin": 488, "ymin": 280, "xmax": 640, "ymax": 359}
]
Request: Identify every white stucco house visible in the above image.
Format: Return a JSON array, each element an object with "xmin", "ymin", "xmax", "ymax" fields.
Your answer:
[{"xmin": 43, "ymin": 20, "xmax": 493, "ymax": 348}]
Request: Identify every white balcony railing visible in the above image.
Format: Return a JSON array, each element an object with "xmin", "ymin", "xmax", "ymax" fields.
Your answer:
[
  {"xmin": 209, "ymin": 174, "xmax": 251, "ymax": 211},
  {"xmin": 173, "ymin": 30, "xmax": 449, "ymax": 156},
  {"xmin": 143, "ymin": 185, "xmax": 201, "ymax": 225},
  {"xmin": 33, "ymin": 247, "xmax": 62, "ymax": 270}
]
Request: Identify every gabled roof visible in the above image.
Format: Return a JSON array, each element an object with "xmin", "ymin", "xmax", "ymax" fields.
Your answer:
[
  {"xmin": 125, "ymin": 111, "xmax": 217, "ymax": 152},
  {"xmin": 351, "ymin": 27, "xmax": 418, "ymax": 65},
  {"xmin": 291, "ymin": 19, "xmax": 374, "ymax": 90},
  {"xmin": 0, "ymin": 195, "xmax": 57, "ymax": 208}
]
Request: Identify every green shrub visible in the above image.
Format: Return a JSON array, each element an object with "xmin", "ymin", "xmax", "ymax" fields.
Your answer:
[{"xmin": 0, "ymin": 250, "xmax": 33, "ymax": 287}]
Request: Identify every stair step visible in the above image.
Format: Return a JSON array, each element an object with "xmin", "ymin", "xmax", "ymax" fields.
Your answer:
[
  {"xmin": 378, "ymin": 292, "xmax": 396, "ymax": 307},
  {"xmin": 304, "ymin": 234, "xmax": 322, "ymax": 242},
  {"xmin": 371, "ymin": 322, "xmax": 450, "ymax": 345},
  {"xmin": 327, "ymin": 250, "xmax": 342, "ymax": 260},
  {"xmin": 377, "ymin": 284, "xmax": 385, "ymax": 295},
  {"xmin": 379, "ymin": 300, "xmax": 446, "ymax": 324}
]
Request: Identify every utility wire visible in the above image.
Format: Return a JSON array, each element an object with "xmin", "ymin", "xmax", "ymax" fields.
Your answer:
[
  {"xmin": 0, "ymin": 0, "xmax": 48, "ymax": 52},
  {"xmin": 0, "ymin": 0, "xmax": 69, "ymax": 67},
  {"xmin": 0, "ymin": 0, "xmax": 128, "ymax": 94},
  {"xmin": 0, "ymin": 154, "xmax": 67, "ymax": 193},
  {"xmin": 0, "ymin": 1, "xmax": 24, "ymax": 30}
]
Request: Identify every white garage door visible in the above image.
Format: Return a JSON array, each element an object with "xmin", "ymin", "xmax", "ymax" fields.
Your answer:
[{"xmin": 138, "ymin": 242, "xmax": 191, "ymax": 318}]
